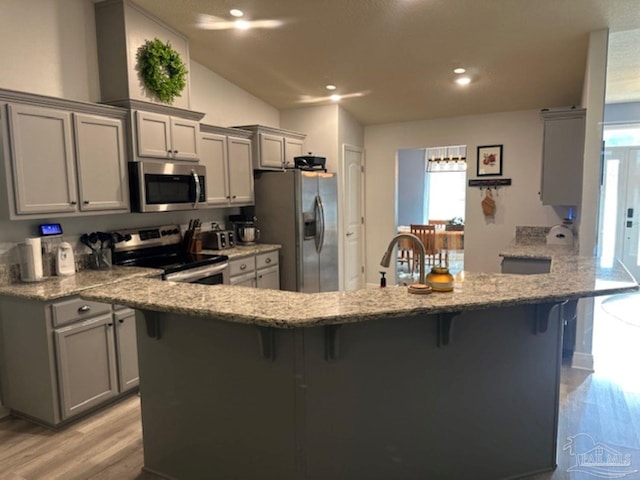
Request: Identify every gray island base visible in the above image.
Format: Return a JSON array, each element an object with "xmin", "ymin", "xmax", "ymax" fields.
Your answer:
[{"xmin": 136, "ymin": 303, "xmax": 563, "ymax": 480}]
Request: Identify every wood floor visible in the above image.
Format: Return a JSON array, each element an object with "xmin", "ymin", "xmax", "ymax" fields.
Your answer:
[{"xmin": 1, "ymin": 293, "xmax": 639, "ymax": 480}]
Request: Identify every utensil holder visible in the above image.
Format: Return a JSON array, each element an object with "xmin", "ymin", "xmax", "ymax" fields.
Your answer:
[{"xmin": 90, "ymin": 249, "xmax": 112, "ymax": 270}]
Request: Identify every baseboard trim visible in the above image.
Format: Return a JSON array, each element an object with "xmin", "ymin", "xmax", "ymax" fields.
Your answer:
[{"xmin": 571, "ymin": 351, "xmax": 594, "ymax": 371}]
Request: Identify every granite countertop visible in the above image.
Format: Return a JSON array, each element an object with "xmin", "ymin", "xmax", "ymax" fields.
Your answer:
[
  {"xmin": 499, "ymin": 243, "xmax": 577, "ymax": 259},
  {"xmin": 202, "ymin": 243, "xmax": 280, "ymax": 260},
  {"xmin": 79, "ymin": 255, "xmax": 638, "ymax": 329},
  {"xmin": 0, "ymin": 266, "xmax": 162, "ymax": 301}
]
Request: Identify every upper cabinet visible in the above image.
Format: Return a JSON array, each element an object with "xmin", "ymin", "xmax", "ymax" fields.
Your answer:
[
  {"xmin": 135, "ymin": 111, "xmax": 199, "ymax": 161},
  {"xmin": 234, "ymin": 125, "xmax": 306, "ymax": 171},
  {"xmin": 74, "ymin": 113, "xmax": 129, "ymax": 211},
  {"xmin": 200, "ymin": 125, "xmax": 254, "ymax": 207},
  {"xmin": 540, "ymin": 108, "xmax": 586, "ymax": 206},
  {"xmin": 1, "ymin": 92, "xmax": 130, "ymax": 219}
]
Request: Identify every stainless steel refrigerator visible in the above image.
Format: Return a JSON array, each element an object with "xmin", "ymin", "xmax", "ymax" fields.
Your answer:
[{"xmin": 254, "ymin": 170, "xmax": 339, "ymax": 293}]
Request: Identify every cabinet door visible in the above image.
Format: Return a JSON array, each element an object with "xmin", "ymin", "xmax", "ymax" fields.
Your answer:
[
  {"xmin": 256, "ymin": 265, "xmax": 280, "ymax": 290},
  {"xmin": 540, "ymin": 110, "xmax": 586, "ymax": 206},
  {"xmin": 201, "ymin": 132, "xmax": 230, "ymax": 205},
  {"xmin": 114, "ymin": 309, "xmax": 139, "ymax": 392},
  {"xmin": 230, "ymin": 270, "xmax": 257, "ymax": 288},
  {"xmin": 258, "ymin": 133, "xmax": 285, "ymax": 169},
  {"xmin": 136, "ymin": 111, "xmax": 171, "ymax": 159},
  {"xmin": 7, "ymin": 104, "xmax": 77, "ymax": 214},
  {"xmin": 170, "ymin": 117, "xmax": 200, "ymax": 161},
  {"xmin": 54, "ymin": 313, "xmax": 118, "ymax": 420},
  {"xmin": 74, "ymin": 113, "xmax": 129, "ymax": 212},
  {"xmin": 284, "ymin": 137, "xmax": 304, "ymax": 169},
  {"xmin": 228, "ymin": 136, "xmax": 254, "ymax": 205}
]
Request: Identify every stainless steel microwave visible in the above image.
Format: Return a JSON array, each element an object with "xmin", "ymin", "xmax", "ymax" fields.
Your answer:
[{"xmin": 129, "ymin": 161, "xmax": 206, "ymax": 213}]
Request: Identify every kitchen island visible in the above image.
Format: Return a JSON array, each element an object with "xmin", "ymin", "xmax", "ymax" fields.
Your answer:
[{"xmin": 80, "ymin": 257, "xmax": 637, "ymax": 480}]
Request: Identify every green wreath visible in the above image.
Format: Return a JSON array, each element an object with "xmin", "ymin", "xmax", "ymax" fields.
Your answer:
[{"xmin": 137, "ymin": 38, "xmax": 188, "ymax": 104}]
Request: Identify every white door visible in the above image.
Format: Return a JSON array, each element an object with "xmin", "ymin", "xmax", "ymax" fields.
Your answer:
[
  {"xmin": 599, "ymin": 147, "xmax": 640, "ymax": 280},
  {"xmin": 342, "ymin": 145, "xmax": 365, "ymax": 290}
]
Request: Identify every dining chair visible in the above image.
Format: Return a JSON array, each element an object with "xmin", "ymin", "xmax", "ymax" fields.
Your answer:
[
  {"xmin": 428, "ymin": 219, "xmax": 448, "ymax": 231},
  {"xmin": 410, "ymin": 224, "xmax": 437, "ymax": 275}
]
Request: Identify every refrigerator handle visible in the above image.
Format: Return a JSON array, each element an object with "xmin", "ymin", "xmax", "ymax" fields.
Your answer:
[{"xmin": 315, "ymin": 195, "xmax": 325, "ymax": 254}]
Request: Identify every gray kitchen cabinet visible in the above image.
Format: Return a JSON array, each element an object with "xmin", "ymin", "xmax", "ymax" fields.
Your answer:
[
  {"xmin": 229, "ymin": 251, "xmax": 280, "ymax": 290},
  {"xmin": 114, "ymin": 308, "xmax": 140, "ymax": 392},
  {"xmin": 6, "ymin": 103, "xmax": 78, "ymax": 215},
  {"xmin": 234, "ymin": 125, "xmax": 306, "ymax": 171},
  {"xmin": 54, "ymin": 313, "xmax": 118, "ymax": 420},
  {"xmin": 540, "ymin": 108, "xmax": 586, "ymax": 206},
  {"xmin": 256, "ymin": 251, "xmax": 280, "ymax": 290},
  {"xmin": 501, "ymin": 257, "xmax": 552, "ymax": 274},
  {"xmin": 284, "ymin": 136, "xmax": 305, "ymax": 168},
  {"xmin": 0, "ymin": 296, "xmax": 138, "ymax": 427},
  {"xmin": 74, "ymin": 113, "xmax": 129, "ymax": 212},
  {"xmin": 135, "ymin": 110, "xmax": 199, "ymax": 161},
  {"xmin": 0, "ymin": 89, "xmax": 131, "ymax": 219},
  {"xmin": 256, "ymin": 265, "xmax": 280, "ymax": 290},
  {"xmin": 200, "ymin": 126, "xmax": 254, "ymax": 206}
]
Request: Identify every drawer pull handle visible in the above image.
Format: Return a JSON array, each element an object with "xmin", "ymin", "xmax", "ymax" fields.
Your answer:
[
  {"xmin": 265, "ymin": 258, "xmax": 272, "ymax": 264},
  {"xmin": 107, "ymin": 322, "xmax": 113, "ymax": 327},
  {"xmin": 78, "ymin": 305, "xmax": 91, "ymax": 313},
  {"xmin": 118, "ymin": 319, "xmax": 125, "ymax": 324},
  {"xmin": 240, "ymin": 264, "xmax": 247, "ymax": 270}
]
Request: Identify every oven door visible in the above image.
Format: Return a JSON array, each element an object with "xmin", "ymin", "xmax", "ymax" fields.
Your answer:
[
  {"xmin": 163, "ymin": 262, "xmax": 230, "ymax": 285},
  {"xmin": 130, "ymin": 161, "xmax": 206, "ymax": 213}
]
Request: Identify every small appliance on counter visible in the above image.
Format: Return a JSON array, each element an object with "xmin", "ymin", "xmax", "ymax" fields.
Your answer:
[
  {"xmin": 18, "ymin": 237, "xmax": 44, "ymax": 282},
  {"xmin": 201, "ymin": 229, "xmax": 235, "ymax": 250},
  {"xmin": 546, "ymin": 222, "xmax": 574, "ymax": 245},
  {"xmin": 229, "ymin": 214, "xmax": 260, "ymax": 245},
  {"xmin": 55, "ymin": 242, "xmax": 75, "ymax": 276}
]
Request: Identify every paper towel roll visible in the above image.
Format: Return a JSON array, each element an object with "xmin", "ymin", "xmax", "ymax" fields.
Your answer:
[{"xmin": 20, "ymin": 237, "xmax": 43, "ymax": 282}]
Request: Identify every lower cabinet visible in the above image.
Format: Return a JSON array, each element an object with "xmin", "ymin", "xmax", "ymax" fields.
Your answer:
[
  {"xmin": 229, "ymin": 250, "xmax": 280, "ymax": 290},
  {"xmin": 0, "ymin": 296, "xmax": 138, "ymax": 426}
]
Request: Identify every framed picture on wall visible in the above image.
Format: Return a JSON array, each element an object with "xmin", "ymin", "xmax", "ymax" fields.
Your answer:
[{"xmin": 477, "ymin": 145, "xmax": 503, "ymax": 176}]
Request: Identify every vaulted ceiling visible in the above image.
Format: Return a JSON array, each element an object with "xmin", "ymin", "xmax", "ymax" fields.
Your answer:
[{"xmin": 131, "ymin": 0, "xmax": 640, "ymax": 125}]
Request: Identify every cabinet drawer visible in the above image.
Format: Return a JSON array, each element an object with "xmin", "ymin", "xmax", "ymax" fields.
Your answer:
[
  {"xmin": 229, "ymin": 257, "xmax": 256, "ymax": 276},
  {"xmin": 256, "ymin": 251, "xmax": 279, "ymax": 269},
  {"xmin": 51, "ymin": 298, "xmax": 112, "ymax": 327}
]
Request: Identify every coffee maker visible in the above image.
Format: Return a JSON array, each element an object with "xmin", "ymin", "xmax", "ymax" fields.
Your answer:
[{"xmin": 229, "ymin": 214, "xmax": 260, "ymax": 245}]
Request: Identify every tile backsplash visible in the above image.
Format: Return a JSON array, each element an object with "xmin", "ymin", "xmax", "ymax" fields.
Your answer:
[{"xmin": 515, "ymin": 226, "xmax": 551, "ymax": 245}]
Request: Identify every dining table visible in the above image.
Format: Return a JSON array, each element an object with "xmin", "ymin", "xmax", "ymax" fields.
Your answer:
[{"xmin": 397, "ymin": 225, "xmax": 464, "ymax": 250}]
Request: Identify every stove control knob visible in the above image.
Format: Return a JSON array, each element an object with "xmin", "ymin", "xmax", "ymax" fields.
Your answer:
[
  {"xmin": 172, "ymin": 228, "xmax": 180, "ymax": 235},
  {"xmin": 161, "ymin": 230, "xmax": 168, "ymax": 236}
]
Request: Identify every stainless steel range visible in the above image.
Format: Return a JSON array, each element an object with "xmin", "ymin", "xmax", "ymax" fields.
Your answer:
[{"xmin": 112, "ymin": 224, "xmax": 229, "ymax": 284}]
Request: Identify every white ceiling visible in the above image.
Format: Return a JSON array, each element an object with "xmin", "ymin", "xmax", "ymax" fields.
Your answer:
[{"xmin": 130, "ymin": 0, "xmax": 640, "ymax": 125}]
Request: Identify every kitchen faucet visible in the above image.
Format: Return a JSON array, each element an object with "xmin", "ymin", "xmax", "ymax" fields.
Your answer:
[{"xmin": 380, "ymin": 233, "xmax": 426, "ymax": 285}]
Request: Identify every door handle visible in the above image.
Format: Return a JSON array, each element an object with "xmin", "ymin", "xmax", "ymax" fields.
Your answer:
[
  {"xmin": 191, "ymin": 170, "xmax": 200, "ymax": 208},
  {"xmin": 628, "ymin": 208, "xmax": 634, "ymax": 218}
]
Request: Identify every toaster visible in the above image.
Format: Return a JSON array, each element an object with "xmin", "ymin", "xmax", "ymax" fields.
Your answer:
[{"xmin": 201, "ymin": 230, "xmax": 235, "ymax": 250}]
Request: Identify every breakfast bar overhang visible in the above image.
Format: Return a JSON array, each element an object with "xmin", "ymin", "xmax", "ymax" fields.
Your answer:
[{"xmin": 80, "ymin": 257, "xmax": 638, "ymax": 480}]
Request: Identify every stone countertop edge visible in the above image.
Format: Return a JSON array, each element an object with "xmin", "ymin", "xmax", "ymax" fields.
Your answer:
[
  {"xmin": 499, "ymin": 243, "xmax": 577, "ymax": 260},
  {"xmin": 202, "ymin": 243, "xmax": 281, "ymax": 260},
  {"xmin": 0, "ymin": 266, "xmax": 162, "ymax": 301},
  {"xmin": 78, "ymin": 256, "xmax": 639, "ymax": 329}
]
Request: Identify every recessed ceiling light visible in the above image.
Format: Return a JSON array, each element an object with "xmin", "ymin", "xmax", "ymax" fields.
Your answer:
[
  {"xmin": 230, "ymin": 9, "xmax": 244, "ymax": 17},
  {"xmin": 234, "ymin": 19, "xmax": 250, "ymax": 30},
  {"xmin": 326, "ymin": 84, "xmax": 337, "ymax": 91},
  {"xmin": 330, "ymin": 94, "xmax": 342, "ymax": 102},
  {"xmin": 453, "ymin": 67, "xmax": 466, "ymax": 74},
  {"xmin": 455, "ymin": 76, "xmax": 471, "ymax": 86}
]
